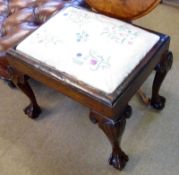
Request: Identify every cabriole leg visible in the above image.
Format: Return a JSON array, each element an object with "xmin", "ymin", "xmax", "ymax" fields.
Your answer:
[
  {"xmin": 8, "ymin": 66, "xmax": 41, "ymax": 119},
  {"xmin": 89, "ymin": 105, "xmax": 132, "ymax": 170},
  {"xmin": 151, "ymin": 51, "xmax": 173, "ymax": 110}
]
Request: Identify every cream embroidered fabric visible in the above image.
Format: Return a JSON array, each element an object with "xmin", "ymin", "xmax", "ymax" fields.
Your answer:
[{"xmin": 16, "ymin": 7, "xmax": 160, "ymax": 93}]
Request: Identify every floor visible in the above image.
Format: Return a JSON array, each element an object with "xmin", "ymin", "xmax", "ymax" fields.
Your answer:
[
  {"xmin": 163, "ymin": 0, "xmax": 179, "ymax": 7},
  {"xmin": 0, "ymin": 4, "xmax": 178, "ymax": 175}
]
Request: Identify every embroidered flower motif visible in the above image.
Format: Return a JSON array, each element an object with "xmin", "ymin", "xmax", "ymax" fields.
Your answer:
[
  {"xmin": 90, "ymin": 59, "xmax": 97, "ymax": 65},
  {"xmin": 65, "ymin": 9, "xmax": 89, "ymax": 27},
  {"xmin": 73, "ymin": 52, "xmax": 86, "ymax": 65},
  {"xmin": 63, "ymin": 12, "xmax": 68, "ymax": 16},
  {"xmin": 101, "ymin": 25, "xmax": 139, "ymax": 45},
  {"xmin": 87, "ymin": 51, "xmax": 111, "ymax": 71},
  {"xmin": 76, "ymin": 31, "xmax": 89, "ymax": 42},
  {"xmin": 72, "ymin": 50, "xmax": 111, "ymax": 71},
  {"xmin": 28, "ymin": 29, "xmax": 63, "ymax": 48}
]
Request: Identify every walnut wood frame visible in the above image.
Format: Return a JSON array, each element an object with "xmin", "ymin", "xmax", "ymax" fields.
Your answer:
[{"xmin": 6, "ymin": 31, "xmax": 173, "ymax": 170}]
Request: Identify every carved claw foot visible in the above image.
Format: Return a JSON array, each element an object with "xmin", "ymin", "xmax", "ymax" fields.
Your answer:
[
  {"xmin": 151, "ymin": 95, "xmax": 166, "ymax": 110},
  {"xmin": 151, "ymin": 51, "xmax": 173, "ymax": 111},
  {"xmin": 6, "ymin": 80, "xmax": 16, "ymax": 88},
  {"xmin": 89, "ymin": 111, "xmax": 98, "ymax": 124},
  {"xmin": 0, "ymin": 77, "xmax": 16, "ymax": 88},
  {"xmin": 24, "ymin": 104, "xmax": 41, "ymax": 119},
  {"xmin": 89, "ymin": 105, "xmax": 132, "ymax": 170},
  {"xmin": 8, "ymin": 66, "xmax": 41, "ymax": 118},
  {"xmin": 124, "ymin": 105, "xmax": 132, "ymax": 119},
  {"xmin": 109, "ymin": 149, "xmax": 129, "ymax": 170}
]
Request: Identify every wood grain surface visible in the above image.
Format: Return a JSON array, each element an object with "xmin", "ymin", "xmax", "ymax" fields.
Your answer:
[{"xmin": 86, "ymin": 0, "xmax": 161, "ymax": 20}]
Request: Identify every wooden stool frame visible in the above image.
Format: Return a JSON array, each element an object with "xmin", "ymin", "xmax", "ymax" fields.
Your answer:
[{"xmin": 7, "ymin": 28, "xmax": 173, "ymax": 170}]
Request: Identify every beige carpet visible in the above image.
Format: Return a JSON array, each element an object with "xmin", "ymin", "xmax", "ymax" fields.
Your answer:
[{"xmin": 0, "ymin": 4, "xmax": 179, "ymax": 175}]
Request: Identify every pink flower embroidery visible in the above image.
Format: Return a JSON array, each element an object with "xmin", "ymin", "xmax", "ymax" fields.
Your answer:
[{"xmin": 90, "ymin": 59, "xmax": 97, "ymax": 65}]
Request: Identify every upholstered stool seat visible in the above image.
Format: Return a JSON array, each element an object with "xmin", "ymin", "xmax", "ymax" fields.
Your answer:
[{"xmin": 16, "ymin": 7, "xmax": 159, "ymax": 94}]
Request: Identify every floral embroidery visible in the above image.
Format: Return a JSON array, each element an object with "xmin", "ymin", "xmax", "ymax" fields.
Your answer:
[
  {"xmin": 73, "ymin": 50, "xmax": 111, "ymax": 71},
  {"xmin": 88, "ymin": 51, "xmax": 111, "ymax": 71},
  {"xmin": 101, "ymin": 25, "xmax": 139, "ymax": 45},
  {"xmin": 29, "ymin": 28, "xmax": 63, "ymax": 47},
  {"xmin": 76, "ymin": 31, "xmax": 89, "ymax": 42},
  {"xmin": 90, "ymin": 59, "xmax": 97, "ymax": 65},
  {"xmin": 73, "ymin": 52, "xmax": 86, "ymax": 65},
  {"xmin": 62, "ymin": 7, "xmax": 140, "ymax": 46},
  {"xmin": 62, "ymin": 9, "xmax": 89, "ymax": 27},
  {"xmin": 63, "ymin": 12, "xmax": 68, "ymax": 16}
]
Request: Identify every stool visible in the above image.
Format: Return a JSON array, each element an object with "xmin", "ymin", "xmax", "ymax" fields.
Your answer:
[{"xmin": 7, "ymin": 6, "xmax": 173, "ymax": 170}]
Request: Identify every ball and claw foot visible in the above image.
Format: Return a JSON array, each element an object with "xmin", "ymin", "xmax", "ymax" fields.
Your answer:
[
  {"xmin": 109, "ymin": 149, "xmax": 129, "ymax": 170},
  {"xmin": 151, "ymin": 95, "xmax": 166, "ymax": 110},
  {"xmin": 24, "ymin": 104, "xmax": 41, "ymax": 119},
  {"xmin": 0, "ymin": 77, "xmax": 16, "ymax": 88},
  {"xmin": 150, "ymin": 51, "xmax": 173, "ymax": 111},
  {"xmin": 124, "ymin": 105, "xmax": 132, "ymax": 119},
  {"xmin": 89, "ymin": 114, "xmax": 98, "ymax": 124},
  {"xmin": 7, "ymin": 80, "xmax": 16, "ymax": 88}
]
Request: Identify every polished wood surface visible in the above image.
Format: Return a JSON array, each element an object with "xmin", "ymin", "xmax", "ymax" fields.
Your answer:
[
  {"xmin": 151, "ymin": 51, "xmax": 173, "ymax": 110},
  {"xmin": 86, "ymin": 0, "xmax": 161, "ymax": 20},
  {"xmin": 0, "ymin": 56, "xmax": 9, "ymax": 79}
]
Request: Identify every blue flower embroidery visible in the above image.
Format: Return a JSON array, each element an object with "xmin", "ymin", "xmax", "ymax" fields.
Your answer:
[{"xmin": 76, "ymin": 31, "xmax": 89, "ymax": 42}]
